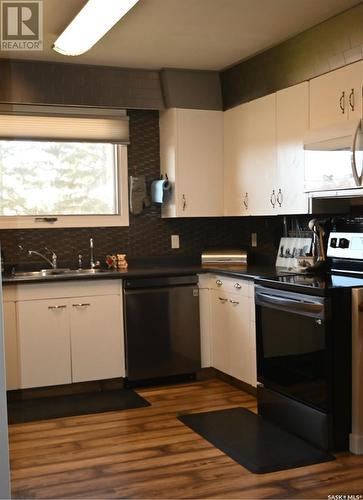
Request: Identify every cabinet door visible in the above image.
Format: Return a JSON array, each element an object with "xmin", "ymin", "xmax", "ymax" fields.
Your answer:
[
  {"xmin": 177, "ymin": 109, "xmax": 224, "ymax": 217},
  {"xmin": 160, "ymin": 108, "xmax": 177, "ymax": 218},
  {"xmin": 347, "ymin": 60, "xmax": 363, "ymax": 123},
  {"xmin": 199, "ymin": 287, "xmax": 212, "ymax": 368},
  {"xmin": 211, "ymin": 291, "xmax": 231, "ymax": 374},
  {"xmin": 244, "ymin": 94, "xmax": 277, "ymax": 215},
  {"xmin": 70, "ymin": 295, "xmax": 124, "ymax": 382},
  {"xmin": 248, "ymin": 284, "xmax": 257, "ymax": 387},
  {"xmin": 17, "ymin": 299, "xmax": 71, "ymax": 388},
  {"xmin": 224, "ymin": 103, "xmax": 250, "ymax": 215},
  {"xmin": 309, "ymin": 61, "xmax": 363, "ymax": 129},
  {"xmin": 228, "ymin": 293, "xmax": 252, "ymax": 384},
  {"xmin": 276, "ymin": 82, "xmax": 309, "ymax": 214},
  {"xmin": 3, "ymin": 301, "xmax": 19, "ymax": 390}
]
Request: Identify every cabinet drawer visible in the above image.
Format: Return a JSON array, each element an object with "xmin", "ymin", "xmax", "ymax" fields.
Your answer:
[
  {"xmin": 198, "ymin": 273, "xmax": 212, "ymax": 289},
  {"xmin": 210, "ymin": 275, "xmax": 250, "ymax": 296},
  {"xmin": 5, "ymin": 279, "xmax": 121, "ymax": 301}
]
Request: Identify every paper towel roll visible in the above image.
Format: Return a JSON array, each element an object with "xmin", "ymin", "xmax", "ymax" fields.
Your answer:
[{"xmin": 151, "ymin": 179, "xmax": 172, "ymax": 203}]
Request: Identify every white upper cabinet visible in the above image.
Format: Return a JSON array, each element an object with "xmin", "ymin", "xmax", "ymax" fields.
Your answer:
[
  {"xmin": 276, "ymin": 82, "xmax": 309, "ymax": 214},
  {"xmin": 160, "ymin": 108, "xmax": 224, "ymax": 217},
  {"xmin": 309, "ymin": 60, "xmax": 363, "ymax": 130},
  {"xmin": 224, "ymin": 85, "xmax": 309, "ymax": 216},
  {"xmin": 244, "ymin": 94, "xmax": 277, "ymax": 216},
  {"xmin": 224, "ymin": 103, "xmax": 251, "ymax": 215},
  {"xmin": 224, "ymin": 94, "xmax": 277, "ymax": 216}
]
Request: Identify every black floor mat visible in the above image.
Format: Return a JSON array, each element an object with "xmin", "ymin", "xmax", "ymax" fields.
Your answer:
[
  {"xmin": 179, "ymin": 407, "xmax": 335, "ymax": 474},
  {"xmin": 7, "ymin": 389, "xmax": 150, "ymax": 424}
]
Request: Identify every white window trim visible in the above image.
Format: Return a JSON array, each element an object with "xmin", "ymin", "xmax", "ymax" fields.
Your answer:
[{"xmin": 0, "ymin": 145, "xmax": 129, "ymax": 229}]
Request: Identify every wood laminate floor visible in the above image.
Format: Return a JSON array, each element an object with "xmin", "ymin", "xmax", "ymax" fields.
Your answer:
[{"xmin": 8, "ymin": 379, "xmax": 363, "ymax": 499}]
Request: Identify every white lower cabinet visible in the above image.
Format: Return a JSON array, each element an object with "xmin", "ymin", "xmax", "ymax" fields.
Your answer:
[
  {"xmin": 228, "ymin": 291, "xmax": 252, "ymax": 383},
  {"xmin": 210, "ymin": 291, "xmax": 230, "ymax": 374},
  {"xmin": 70, "ymin": 295, "xmax": 123, "ymax": 383},
  {"xmin": 10, "ymin": 280, "xmax": 124, "ymax": 389},
  {"xmin": 198, "ymin": 277, "xmax": 212, "ymax": 368},
  {"xmin": 3, "ymin": 298, "xmax": 19, "ymax": 390},
  {"xmin": 199, "ymin": 274, "xmax": 257, "ymax": 387},
  {"xmin": 17, "ymin": 299, "xmax": 72, "ymax": 389}
]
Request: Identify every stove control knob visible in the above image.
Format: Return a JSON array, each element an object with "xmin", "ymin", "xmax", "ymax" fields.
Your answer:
[
  {"xmin": 338, "ymin": 238, "xmax": 350, "ymax": 249},
  {"xmin": 330, "ymin": 238, "xmax": 337, "ymax": 248}
]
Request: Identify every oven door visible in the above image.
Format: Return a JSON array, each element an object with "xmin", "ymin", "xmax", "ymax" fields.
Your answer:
[{"xmin": 255, "ymin": 285, "xmax": 330, "ymax": 412}]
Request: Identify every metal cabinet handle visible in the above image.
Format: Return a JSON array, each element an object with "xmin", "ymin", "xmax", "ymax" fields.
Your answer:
[
  {"xmin": 219, "ymin": 297, "xmax": 228, "ymax": 303},
  {"xmin": 234, "ymin": 283, "xmax": 241, "ymax": 289},
  {"xmin": 351, "ymin": 120, "xmax": 362, "ymax": 187},
  {"xmin": 277, "ymin": 188, "xmax": 283, "ymax": 207},
  {"xmin": 270, "ymin": 190, "xmax": 276, "ymax": 208},
  {"xmin": 229, "ymin": 300, "xmax": 239, "ymax": 305},
  {"xmin": 182, "ymin": 194, "xmax": 186, "ymax": 211},
  {"xmin": 349, "ymin": 88, "xmax": 355, "ymax": 112},
  {"xmin": 216, "ymin": 279, "xmax": 223, "ymax": 286},
  {"xmin": 339, "ymin": 91, "xmax": 345, "ymax": 114},
  {"xmin": 48, "ymin": 305, "xmax": 67, "ymax": 310},
  {"xmin": 72, "ymin": 303, "xmax": 91, "ymax": 308},
  {"xmin": 243, "ymin": 192, "xmax": 248, "ymax": 210}
]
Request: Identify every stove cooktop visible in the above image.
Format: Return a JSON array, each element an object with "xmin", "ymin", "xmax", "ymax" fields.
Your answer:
[{"xmin": 256, "ymin": 272, "xmax": 363, "ymax": 295}]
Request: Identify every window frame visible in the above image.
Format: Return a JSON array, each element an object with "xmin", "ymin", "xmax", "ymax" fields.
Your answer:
[{"xmin": 0, "ymin": 144, "xmax": 129, "ymax": 229}]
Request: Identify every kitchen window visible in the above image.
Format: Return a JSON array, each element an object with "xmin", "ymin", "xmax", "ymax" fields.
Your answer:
[{"xmin": 0, "ymin": 107, "xmax": 129, "ymax": 228}]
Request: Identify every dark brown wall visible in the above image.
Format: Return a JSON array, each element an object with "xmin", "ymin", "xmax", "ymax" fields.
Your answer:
[
  {"xmin": 160, "ymin": 69, "xmax": 222, "ymax": 110},
  {"xmin": 0, "ymin": 60, "xmax": 222, "ymax": 111},
  {"xmin": 0, "ymin": 59, "xmax": 164, "ymax": 110},
  {"xmin": 0, "ymin": 109, "xmax": 286, "ymax": 269},
  {"xmin": 221, "ymin": 3, "xmax": 363, "ymax": 109}
]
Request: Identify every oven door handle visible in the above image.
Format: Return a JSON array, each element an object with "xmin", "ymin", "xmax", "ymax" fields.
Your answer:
[{"xmin": 256, "ymin": 292, "xmax": 324, "ymax": 314}]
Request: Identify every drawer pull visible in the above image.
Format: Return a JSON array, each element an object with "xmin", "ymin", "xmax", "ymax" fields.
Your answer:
[
  {"xmin": 229, "ymin": 300, "xmax": 239, "ymax": 305},
  {"xmin": 234, "ymin": 283, "xmax": 241, "ymax": 289},
  {"xmin": 216, "ymin": 279, "xmax": 223, "ymax": 286},
  {"xmin": 339, "ymin": 91, "xmax": 345, "ymax": 113},
  {"xmin": 182, "ymin": 194, "xmax": 187, "ymax": 211},
  {"xmin": 48, "ymin": 305, "xmax": 67, "ymax": 310},
  {"xmin": 72, "ymin": 303, "xmax": 91, "ymax": 308},
  {"xmin": 349, "ymin": 88, "xmax": 355, "ymax": 112},
  {"xmin": 218, "ymin": 297, "xmax": 228, "ymax": 303}
]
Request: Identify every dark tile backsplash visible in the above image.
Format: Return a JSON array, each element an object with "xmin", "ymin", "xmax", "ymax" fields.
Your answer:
[{"xmin": 0, "ymin": 109, "xmax": 288, "ymax": 270}]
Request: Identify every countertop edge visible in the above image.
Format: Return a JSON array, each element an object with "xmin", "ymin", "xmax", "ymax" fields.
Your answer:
[{"xmin": 1, "ymin": 265, "xmax": 275, "ymax": 285}]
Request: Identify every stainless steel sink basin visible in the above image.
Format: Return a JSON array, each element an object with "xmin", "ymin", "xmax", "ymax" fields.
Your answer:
[
  {"xmin": 13, "ymin": 268, "xmax": 71, "ymax": 277},
  {"xmin": 71, "ymin": 268, "xmax": 112, "ymax": 274},
  {"xmin": 12, "ymin": 268, "xmax": 115, "ymax": 278}
]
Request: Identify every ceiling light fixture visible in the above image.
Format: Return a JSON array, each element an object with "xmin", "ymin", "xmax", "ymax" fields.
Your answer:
[{"xmin": 53, "ymin": 0, "xmax": 140, "ymax": 56}]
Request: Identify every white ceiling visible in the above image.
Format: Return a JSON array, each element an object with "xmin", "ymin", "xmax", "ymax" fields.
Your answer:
[{"xmin": 0, "ymin": 0, "xmax": 361, "ymax": 70}]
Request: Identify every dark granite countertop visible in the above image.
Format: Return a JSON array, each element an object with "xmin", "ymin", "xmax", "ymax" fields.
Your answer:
[{"xmin": 2, "ymin": 263, "xmax": 291, "ymax": 285}]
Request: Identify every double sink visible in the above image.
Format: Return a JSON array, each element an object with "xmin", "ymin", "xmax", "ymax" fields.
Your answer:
[
  {"xmin": 12, "ymin": 268, "xmax": 115, "ymax": 278},
  {"xmin": 11, "ymin": 238, "xmax": 118, "ymax": 280}
]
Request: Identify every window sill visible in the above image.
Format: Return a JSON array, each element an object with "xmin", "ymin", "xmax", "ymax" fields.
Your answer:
[{"xmin": 0, "ymin": 214, "xmax": 129, "ymax": 229}]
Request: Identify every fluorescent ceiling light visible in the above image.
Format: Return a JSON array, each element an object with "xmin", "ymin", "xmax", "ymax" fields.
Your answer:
[{"xmin": 53, "ymin": 0, "xmax": 140, "ymax": 56}]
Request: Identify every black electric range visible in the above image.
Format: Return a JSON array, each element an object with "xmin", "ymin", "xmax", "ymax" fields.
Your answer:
[{"xmin": 254, "ymin": 230, "xmax": 363, "ymax": 451}]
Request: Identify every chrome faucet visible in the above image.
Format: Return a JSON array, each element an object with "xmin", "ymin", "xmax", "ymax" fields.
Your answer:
[
  {"xmin": 19, "ymin": 245, "xmax": 57, "ymax": 269},
  {"xmin": 90, "ymin": 238, "xmax": 95, "ymax": 268},
  {"xmin": 89, "ymin": 238, "xmax": 100, "ymax": 269}
]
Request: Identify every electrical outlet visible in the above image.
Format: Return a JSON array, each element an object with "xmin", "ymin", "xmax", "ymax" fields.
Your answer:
[
  {"xmin": 251, "ymin": 232, "xmax": 257, "ymax": 247},
  {"xmin": 171, "ymin": 235, "xmax": 180, "ymax": 249}
]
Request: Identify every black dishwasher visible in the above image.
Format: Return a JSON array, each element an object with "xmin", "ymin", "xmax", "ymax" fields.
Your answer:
[{"xmin": 123, "ymin": 275, "xmax": 201, "ymax": 382}]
